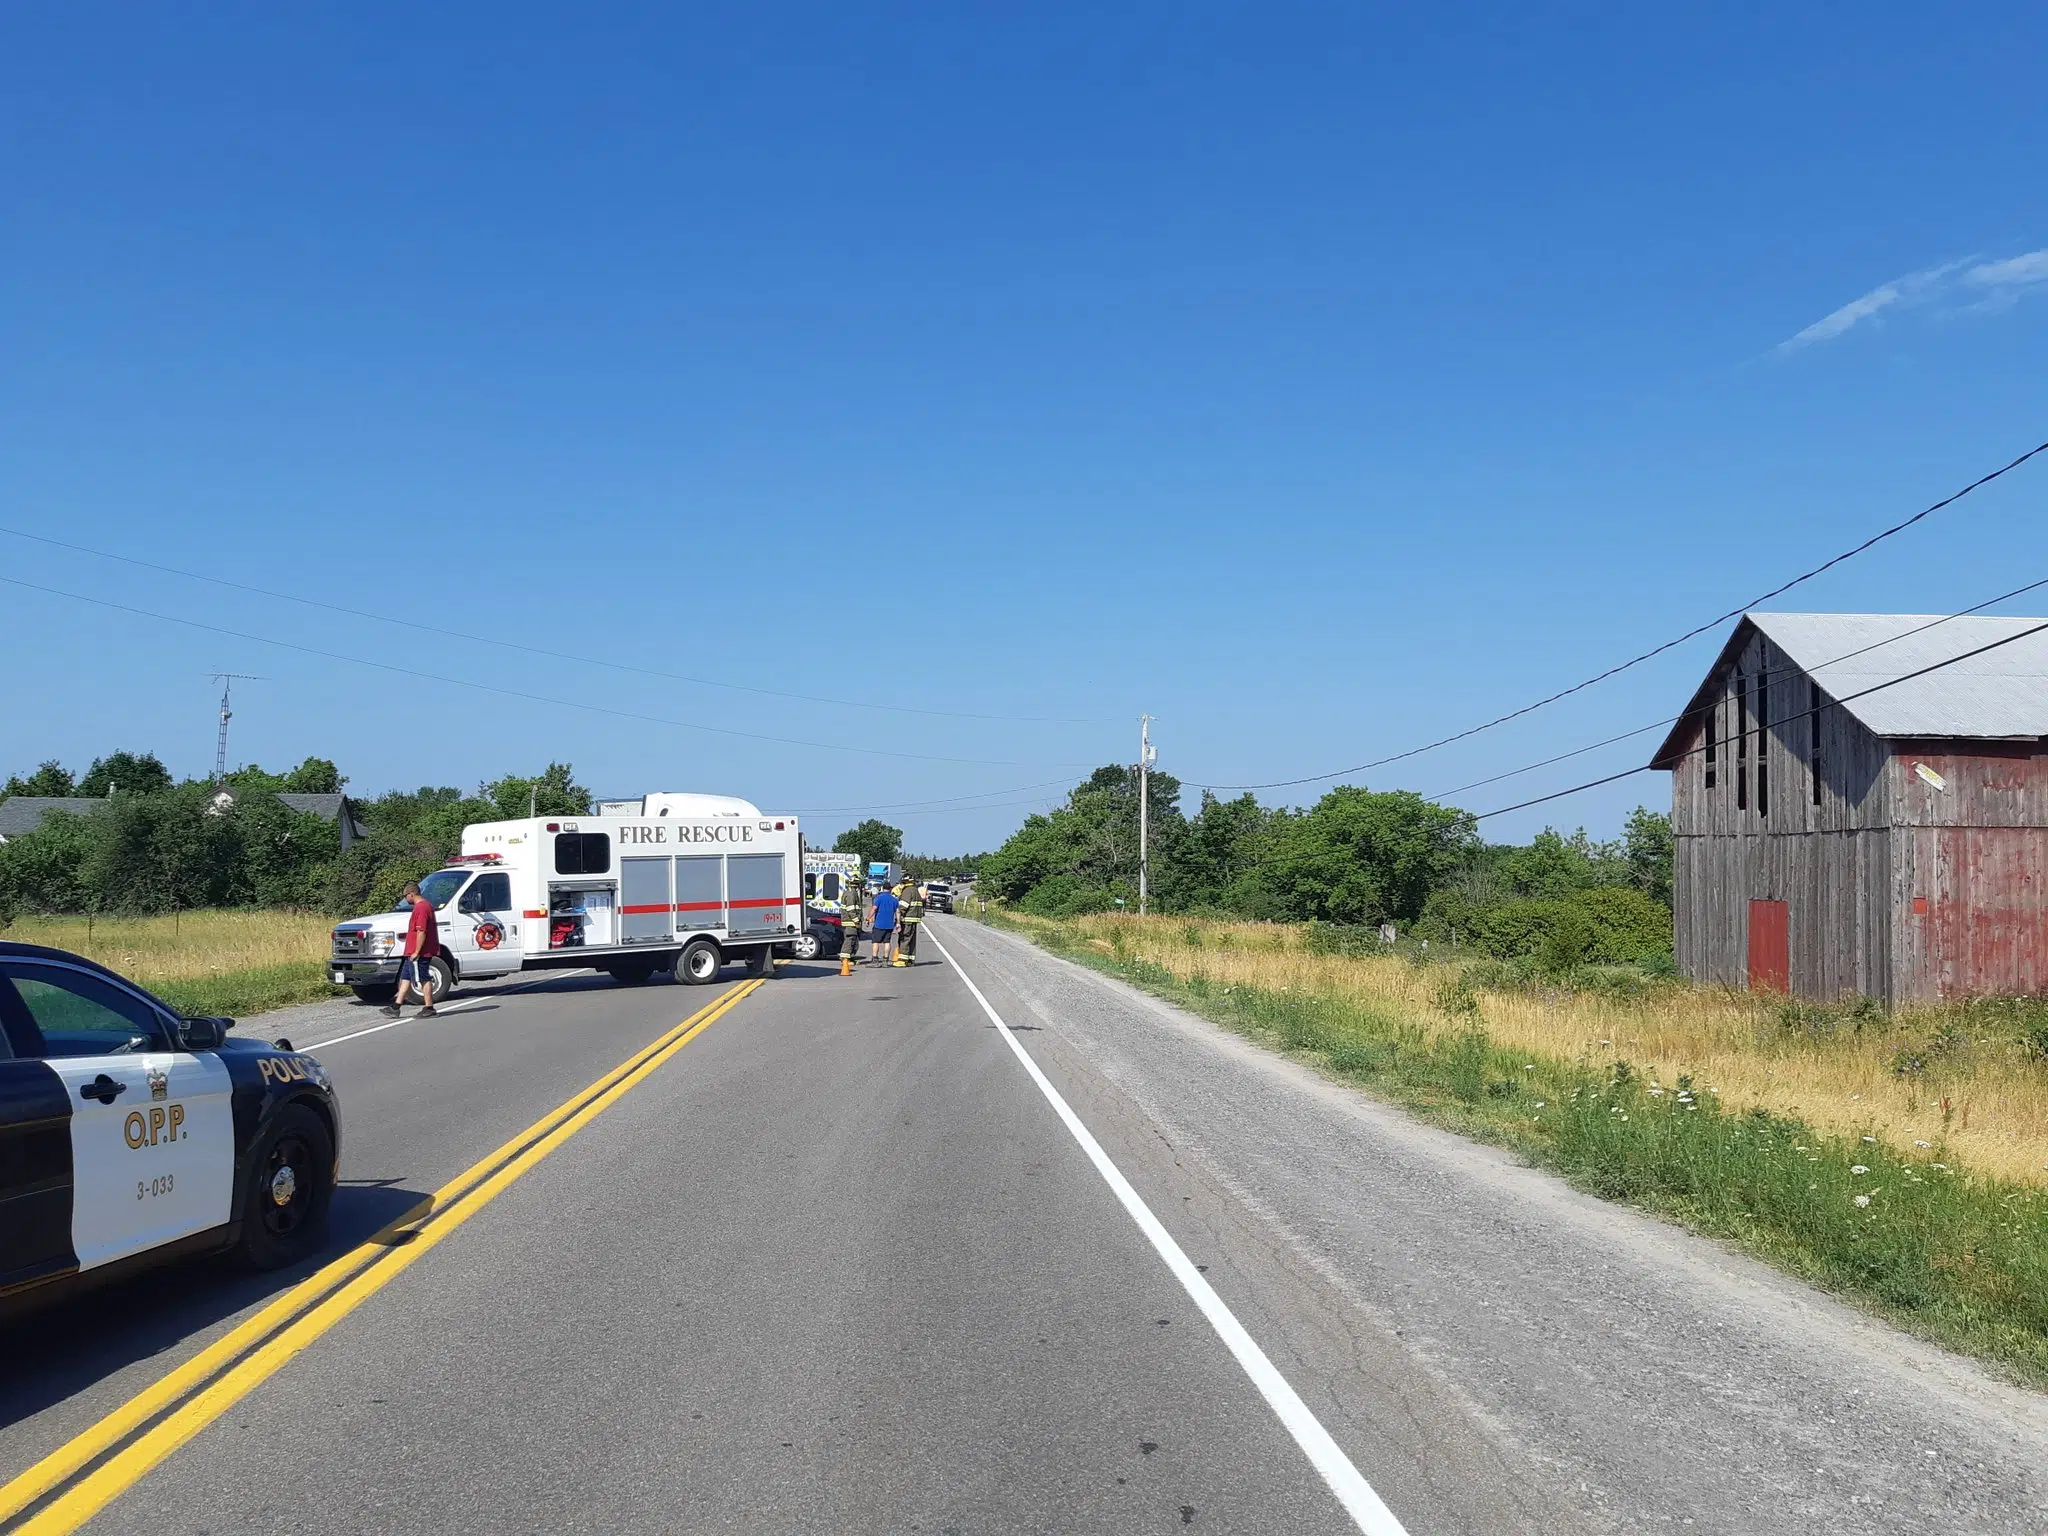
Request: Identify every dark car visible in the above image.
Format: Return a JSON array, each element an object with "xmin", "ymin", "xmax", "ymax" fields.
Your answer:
[{"xmin": 0, "ymin": 942, "xmax": 341, "ymax": 1310}]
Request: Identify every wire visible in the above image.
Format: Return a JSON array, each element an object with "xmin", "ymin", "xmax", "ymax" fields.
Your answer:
[
  {"xmin": 1468, "ymin": 616, "xmax": 2048, "ymax": 821},
  {"xmin": 0, "ymin": 524, "xmax": 1119, "ymax": 727},
  {"xmin": 0, "ymin": 574, "xmax": 1101, "ymax": 771},
  {"xmin": 1424, "ymin": 575, "xmax": 2048, "ymax": 800},
  {"xmin": 1188, "ymin": 435, "xmax": 2048, "ymax": 793}
]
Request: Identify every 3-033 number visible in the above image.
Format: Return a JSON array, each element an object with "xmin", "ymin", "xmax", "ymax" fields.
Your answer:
[{"xmin": 137, "ymin": 1173, "xmax": 175, "ymax": 1200}]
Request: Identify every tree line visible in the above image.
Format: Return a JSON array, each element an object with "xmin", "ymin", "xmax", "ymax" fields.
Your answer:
[
  {"xmin": 973, "ymin": 764, "xmax": 1676, "ymax": 967},
  {"xmin": 0, "ymin": 753, "xmax": 591, "ymax": 923}
]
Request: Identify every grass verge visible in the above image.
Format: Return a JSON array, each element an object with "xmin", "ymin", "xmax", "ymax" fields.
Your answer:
[
  {"xmin": 5, "ymin": 910, "xmax": 345, "ymax": 1019},
  {"xmin": 968, "ymin": 907, "xmax": 2048, "ymax": 1389}
]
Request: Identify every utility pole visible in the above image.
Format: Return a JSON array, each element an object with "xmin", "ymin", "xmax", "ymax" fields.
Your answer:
[
  {"xmin": 209, "ymin": 675, "xmax": 264, "ymax": 783},
  {"xmin": 1138, "ymin": 714, "xmax": 1156, "ymax": 916}
]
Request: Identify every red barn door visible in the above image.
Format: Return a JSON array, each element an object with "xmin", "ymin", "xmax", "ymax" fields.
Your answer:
[{"xmin": 1748, "ymin": 899, "xmax": 1790, "ymax": 993}]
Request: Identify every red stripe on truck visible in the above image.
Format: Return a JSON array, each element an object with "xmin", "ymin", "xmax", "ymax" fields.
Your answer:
[
  {"xmin": 619, "ymin": 903, "xmax": 670, "ymax": 915},
  {"xmin": 523, "ymin": 909, "xmax": 546, "ymax": 919},
  {"xmin": 728, "ymin": 897, "xmax": 795, "ymax": 909},
  {"xmin": 673, "ymin": 901, "xmax": 722, "ymax": 913}
]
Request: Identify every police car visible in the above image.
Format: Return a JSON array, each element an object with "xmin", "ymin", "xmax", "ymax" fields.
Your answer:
[{"xmin": 0, "ymin": 941, "xmax": 340, "ymax": 1309}]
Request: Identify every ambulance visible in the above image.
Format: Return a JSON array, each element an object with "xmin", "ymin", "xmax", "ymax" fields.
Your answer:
[
  {"xmin": 329, "ymin": 794, "xmax": 808, "ymax": 998},
  {"xmin": 802, "ymin": 851, "xmax": 866, "ymax": 957}
]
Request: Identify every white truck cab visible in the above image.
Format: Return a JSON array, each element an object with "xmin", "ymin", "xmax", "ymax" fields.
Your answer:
[{"xmin": 330, "ymin": 797, "xmax": 807, "ymax": 998}]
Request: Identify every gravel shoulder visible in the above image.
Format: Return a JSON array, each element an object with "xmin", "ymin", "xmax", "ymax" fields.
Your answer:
[{"xmin": 932, "ymin": 916, "xmax": 2048, "ymax": 1536}]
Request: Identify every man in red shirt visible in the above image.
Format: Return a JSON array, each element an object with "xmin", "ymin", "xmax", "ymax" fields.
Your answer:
[{"xmin": 384, "ymin": 878, "xmax": 442, "ymax": 1019}]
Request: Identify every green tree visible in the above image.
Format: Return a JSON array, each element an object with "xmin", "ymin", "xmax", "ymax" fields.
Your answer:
[
  {"xmin": 1622, "ymin": 806, "xmax": 1674, "ymax": 907},
  {"xmin": 1164, "ymin": 791, "xmax": 1273, "ymax": 911},
  {"xmin": 0, "ymin": 807, "xmax": 100, "ymax": 913},
  {"xmin": 481, "ymin": 763, "xmax": 590, "ymax": 820},
  {"xmin": 4, "ymin": 761, "xmax": 77, "ymax": 798},
  {"xmin": 78, "ymin": 751, "xmax": 174, "ymax": 798},
  {"xmin": 834, "ymin": 818, "xmax": 905, "ymax": 865},
  {"xmin": 1246, "ymin": 787, "xmax": 1474, "ymax": 926},
  {"xmin": 282, "ymin": 757, "xmax": 346, "ymax": 794}
]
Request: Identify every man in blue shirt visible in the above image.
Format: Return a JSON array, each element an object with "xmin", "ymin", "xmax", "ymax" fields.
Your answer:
[{"xmin": 868, "ymin": 884, "xmax": 900, "ymax": 964}]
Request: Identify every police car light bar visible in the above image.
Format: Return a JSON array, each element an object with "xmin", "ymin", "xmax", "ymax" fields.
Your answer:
[{"xmin": 447, "ymin": 853, "xmax": 504, "ymax": 864}]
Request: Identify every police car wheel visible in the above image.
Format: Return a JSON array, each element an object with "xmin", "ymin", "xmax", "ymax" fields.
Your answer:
[
  {"xmin": 234, "ymin": 1103, "xmax": 335, "ymax": 1270},
  {"xmin": 789, "ymin": 932, "xmax": 821, "ymax": 961},
  {"xmin": 676, "ymin": 939, "xmax": 722, "ymax": 985}
]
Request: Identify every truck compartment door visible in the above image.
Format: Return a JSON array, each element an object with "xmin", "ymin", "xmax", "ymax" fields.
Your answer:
[
  {"xmin": 620, "ymin": 857, "xmax": 673, "ymax": 944},
  {"xmin": 673, "ymin": 855, "xmax": 723, "ymax": 935},
  {"xmin": 727, "ymin": 852, "xmax": 789, "ymax": 939}
]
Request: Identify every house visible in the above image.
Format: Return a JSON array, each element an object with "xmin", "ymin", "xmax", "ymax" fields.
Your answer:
[
  {"xmin": 1650, "ymin": 612, "xmax": 2048, "ymax": 1005},
  {"xmin": 0, "ymin": 797, "xmax": 111, "ymax": 844},
  {"xmin": 0, "ymin": 791, "xmax": 367, "ymax": 851}
]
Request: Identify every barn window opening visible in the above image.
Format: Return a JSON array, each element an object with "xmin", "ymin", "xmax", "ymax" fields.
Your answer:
[
  {"xmin": 1735, "ymin": 670, "xmax": 1749, "ymax": 811},
  {"xmin": 1755, "ymin": 669, "xmax": 1770, "ymax": 819},
  {"xmin": 1704, "ymin": 701, "xmax": 1718, "ymax": 790},
  {"xmin": 1810, "ymin": 679, "xmax": 1825, "ymax": 807}
]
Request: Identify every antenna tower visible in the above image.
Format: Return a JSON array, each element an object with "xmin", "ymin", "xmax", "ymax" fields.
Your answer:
[{"xmin": 210, "ymin": 674, "xmax": 265, "ymax": 782}]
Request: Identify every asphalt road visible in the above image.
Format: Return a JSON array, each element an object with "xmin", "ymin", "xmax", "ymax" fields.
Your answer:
[{"xmin": 6, "ymin": 918, "xmax": 2048, "ymax": 1533}]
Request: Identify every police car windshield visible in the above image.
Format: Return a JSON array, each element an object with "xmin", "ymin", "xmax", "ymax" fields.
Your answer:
[{"xmin": 415, "ymin": 870, "xmax": 470, "ymax": 911}]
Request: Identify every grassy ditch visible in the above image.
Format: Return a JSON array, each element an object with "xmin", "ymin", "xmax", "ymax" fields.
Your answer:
[
  {"xmin": 5, "ymin": 910, "xmax": 345, "ymax": 1018},
  {"xmin": 971, "ymin": 908, "xmax": 2048, "ymax": 1386}
]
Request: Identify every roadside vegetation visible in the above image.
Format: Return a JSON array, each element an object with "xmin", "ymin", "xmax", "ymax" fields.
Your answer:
[
  {"xmin": 4, "ymin": 909, "xmax": 343, "ymax": 1016},
  {"xmin": 968, "ymin": 906, "xmax": 2048, "ymax": 1385}
]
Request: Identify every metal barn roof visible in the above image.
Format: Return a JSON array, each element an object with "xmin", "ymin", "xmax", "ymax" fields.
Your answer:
[
  {"xmin": 0, "ymin": 796, "xmax": 110, "ymax": 840},
  {"xmin": 1652, "ymin": 612, "xmax": 2048, "ymax": 766}
]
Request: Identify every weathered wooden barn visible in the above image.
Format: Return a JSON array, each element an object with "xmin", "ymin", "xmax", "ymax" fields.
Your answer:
[{"xmin": 1651, "ymin": 612, "xmax": 2048, "ymax": 1005}]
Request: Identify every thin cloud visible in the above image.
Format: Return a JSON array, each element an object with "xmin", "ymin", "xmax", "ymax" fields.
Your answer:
[
  {"xmin": 1776, "ymin": 261, "xmax": 1966, "ymax": 353},
  {"xmin": 1965, "ymin": 249, "xmax": 2048, "ymax": 289}
]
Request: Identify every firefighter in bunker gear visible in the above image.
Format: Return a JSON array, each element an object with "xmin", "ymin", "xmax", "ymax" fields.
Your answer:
[{"xmin": 892, "ymin": 880, "xmax": 923, "ymax": 966}]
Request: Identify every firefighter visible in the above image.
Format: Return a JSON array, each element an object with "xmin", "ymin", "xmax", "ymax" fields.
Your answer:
[
  {"xmin": 892, "ymin": 878, "xmax": 923, "ymax": 966},
  {"xmin": 839, "ymin": 877, "xmax": 866, "ymax": 967}
]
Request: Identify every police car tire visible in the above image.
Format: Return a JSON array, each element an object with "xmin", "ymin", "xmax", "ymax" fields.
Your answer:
[
  {"xmin": 677, "ymin": 939, "xmax": 722, "ymax": 986},
  {"xmin": 789, "ymin": 932, "xmax": 821, "ymax": 961},
  {"xmin": 233, "ymin": 1103, "xmax": 335, "ymax": 1270}
]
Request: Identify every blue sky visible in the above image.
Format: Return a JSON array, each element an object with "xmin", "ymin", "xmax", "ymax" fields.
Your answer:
[{"xmin": 4, "ymin": 3, "xmax": 2045, "ymax": 853}]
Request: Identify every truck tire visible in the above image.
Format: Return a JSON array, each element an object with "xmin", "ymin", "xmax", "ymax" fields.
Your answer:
[
  {"xmin": 232, "ymin": 1102, "xmax": 335, "ymax": 1270},
  {"xmin": 676, "ymin": 939, "xmax": 722, "ymax": 986},
  {"xmin": 350, "ymin": 984, "xmax": 396, "ymax": 1005},
  {"xmin": 607, "ymin": 961, "xmax": 657, "ymax": 986},
  {"xmin": 742, "ymin": 946, "xmax": 771, "ymax": 977},
  {"xmin": 426, "ymin": 955, "xmax": 457, "ymax": 999}
]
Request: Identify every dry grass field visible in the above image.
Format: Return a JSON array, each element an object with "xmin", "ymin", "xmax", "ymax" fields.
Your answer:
[
  {"xmin": 5, "ymin": 910, "xmax": 340, "ymax": 1016},
  {"xmin": 1012, "ymin": 911, "xmax": 2048, "ymax": 1189}
]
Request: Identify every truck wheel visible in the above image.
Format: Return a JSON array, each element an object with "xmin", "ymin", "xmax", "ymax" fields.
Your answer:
[
  {"xmin": 676, "ymin": 939, "xmax": 723, "ymax": 986},
  {"xmin": 427, "ymin": 955, "xmax": 457, "ymax": 998},
  {"xmin": 607, "ymin": 962, "xmax": 656, "ymax": 986},
  {"xmin": 789, "ymin": 932, "xmax": 821, "ymax": 961},
  {"xmin": 350, "ymin": 984, "xmax": 396, "ymax": 1005},
  {"xmin": 233, "ymin": 1103, "xmax": 335, "ymax": 1270}
]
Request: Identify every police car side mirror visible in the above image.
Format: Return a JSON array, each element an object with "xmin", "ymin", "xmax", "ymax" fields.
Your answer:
[{"xmin": 178, "ymin": 1016, "xmax": 231, "ymax": 1050}]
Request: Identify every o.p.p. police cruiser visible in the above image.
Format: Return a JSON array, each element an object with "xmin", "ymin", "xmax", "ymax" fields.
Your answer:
[{"xmin": 0, "ymin": 942, "xmax": 339, "ymax": 1310}]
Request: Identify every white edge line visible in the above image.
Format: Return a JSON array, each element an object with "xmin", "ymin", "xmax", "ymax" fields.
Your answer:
[
  {"xmin": 303, "ymin": 969, "xmax": 593, "ymax": 1050},
  {"xmin": 926, "ymin": 923, "xmax": 1410, "ymax": 1536}
]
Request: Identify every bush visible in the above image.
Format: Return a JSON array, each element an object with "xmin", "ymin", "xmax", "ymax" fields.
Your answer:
[{"xmin": 1019, "ymin": 874, "xmax": 1118, "ymax": 917}]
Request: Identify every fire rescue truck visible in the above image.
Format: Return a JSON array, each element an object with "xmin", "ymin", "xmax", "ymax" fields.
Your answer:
[{"xmin": 329, "ymin": 794, "xmax": 807, "ymax": 997}]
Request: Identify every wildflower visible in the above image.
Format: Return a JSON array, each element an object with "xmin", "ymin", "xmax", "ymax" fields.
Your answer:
[
  {"xmin": 1854, "ymin": 1194, "xmax": 1871, "ymax": 1208},
  {"xmin": 1932, "ymin": 1163, "xmax": 1949, "ymax": 1171},
  {"xmin": 1861, "ymin": 1135, "xmax": 1876, "ymax": 1144},
  {"xmin": 1650, "ymin": 1088, "xmax": 1666, "ymax": 1097},
  {"xmin": 1914, "ymin": 1140, "xmax": 1931, "ymax": 1148},
  {"xmin": 1851, "ymin": 1165, "xmax": 1870, "ymax": 1175},
  {"xmin": 1523, "ymin": 1064, "xmax": 1535, "ymax": 1071},
  {"xmin": 1533, "ymin": 1101, "xmax": 1546, "ymax": 1109}
]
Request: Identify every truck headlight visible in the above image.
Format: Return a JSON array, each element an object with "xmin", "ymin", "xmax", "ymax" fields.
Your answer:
[{"xmin": 369, "ymin": 933, "xmax": 401, "ymax": 957}]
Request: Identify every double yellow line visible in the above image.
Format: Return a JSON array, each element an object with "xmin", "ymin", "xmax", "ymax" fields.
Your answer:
[{"xmin": 1, "ymin": 978, "xmax": 762, "ymax": 1536}]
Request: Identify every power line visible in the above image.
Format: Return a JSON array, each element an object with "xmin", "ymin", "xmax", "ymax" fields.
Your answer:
[
  {"xmin": 1468, "ymin": 616, "xmax": 2048, "ymax": 821},
  {"xmin": 0, "ymin": 524, "xmax": 1118, "ymax": 727},
  {"xmin": 0, "ymin": 574, "xmax": 1101, "ymax": 772},
  {"xmin": 1424, "ymin": 575, "xmax": 2048, "ymax": 800},
  {"xmin": 1189, "ymin": 435, "xmax": 2048, "ymax": 794}
]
